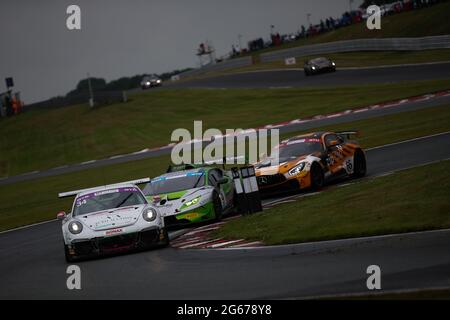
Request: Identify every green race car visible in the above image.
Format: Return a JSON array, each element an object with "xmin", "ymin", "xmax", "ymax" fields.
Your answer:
[{"xmin": 142, "ymin": 165, "xmax": 236, "ymax": 228}]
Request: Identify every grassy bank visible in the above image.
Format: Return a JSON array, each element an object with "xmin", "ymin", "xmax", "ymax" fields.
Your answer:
[
  {"xmin": 242, "ymin": 1, "xmax": 450, "ymax": 58},
  {"xmin": 2, "ymin": 78, "xmax": 450, "ymax": 177},
  {"xmin": 213, "ymin": 159, "xmax": 450, "ymax": 245},
  {"xmin": 1, "ymin": 103, "xmax": 450, "ymax": 232}
]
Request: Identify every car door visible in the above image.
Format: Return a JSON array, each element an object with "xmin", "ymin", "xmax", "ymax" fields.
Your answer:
[
  {"xmin": 323, "ymin": 133, "xmax": 346, "ymax": 176},
  {"xmin": 208, "ymin": 169, "xmax": 232, "ymax": 208}
]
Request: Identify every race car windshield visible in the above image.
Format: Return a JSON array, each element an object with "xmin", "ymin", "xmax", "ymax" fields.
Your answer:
[
  {"xmin": 143, "ymin": 173, "xmax": 205, "ymax": 196},
  {"xmin": 275, "ymin": 139, "xmax": 323, "ymax": 160},
  {"xmin": 72, "ymin": 188, "xmax": 146, "ymax": 216},
  {"xmin": 311, "ymin": 57, "xmax": 328, "ymax": 64}
]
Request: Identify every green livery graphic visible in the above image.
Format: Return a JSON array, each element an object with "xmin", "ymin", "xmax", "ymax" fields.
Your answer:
[{"xmin": 142, "ymin": 166, "xmax": 236, "ymax": 228}]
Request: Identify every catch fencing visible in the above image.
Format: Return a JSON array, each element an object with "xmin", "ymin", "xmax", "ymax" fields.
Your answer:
[
  {"xmin": 176, "ymin": 35, "xmax": 450, "ymax": 79},
  {"xmin": 260, "ymin": 35, "xmax": 450, "ymax": 63}
]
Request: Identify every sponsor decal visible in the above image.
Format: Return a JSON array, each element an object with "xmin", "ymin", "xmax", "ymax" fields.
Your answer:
[
  {"xmin": 180, "ymin": 212, "xmax": 200, "ymax": 220},
  {"xmin": 75, "ymin": 187, "xmax": 140, "ymax": 206},
  {"xmin": 105, "ymin": 228, "xmax": 123, "ymax": 235}
]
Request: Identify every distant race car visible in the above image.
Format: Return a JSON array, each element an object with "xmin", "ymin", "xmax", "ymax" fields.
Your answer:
[
  {"xmin": 140, "ymin": 75, "xmax": 162, "ymax": 89},
  {"xmin": 57, "ymin": 178, "xmax": 168, "ymax": 262},
  {"xmin": 255, "ymin": 131, "xmax": 366, "ymax": 195},
  {"xmin": 142, "ymin": 165, "xmax": 236, "ymax": 228},
  {"xmin": 304, "ymin": 57, "xmax": 336, "ymax": 76}
]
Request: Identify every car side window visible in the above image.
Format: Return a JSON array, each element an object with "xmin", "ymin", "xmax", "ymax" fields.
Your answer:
[
  {"xmin": 324, "ymin": 134, "xmax": 343, "ymax": 148},
  {"xmin": 208, "ymin": 169, "xmax": 223, "ymax": 187},
  {"xmin": 208, "ymin": 171, "xmax": 218, "ymax": 187}
]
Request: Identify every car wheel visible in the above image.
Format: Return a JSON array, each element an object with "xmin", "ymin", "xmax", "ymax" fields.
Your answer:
[
  {"xmin": 64, "ymin": 244, "xmax": 77, "ymax": 263},
  {"xmin": 310, "ymin": 163, "xmax": 325, "ymax": 190},
  {"xmin": 212, "ymin": 192, "xmax": 223, "ymax": 221},
  {"xmin": 160, "ymin": 228, "xmax": 170, "ymax": 247},
  {"xmin": 352, "ymin": 149, "xmax": 367, "ymax": 178},
  {"xmin": 231, "ymin": 191, "xmax": 240, "ymax": 214},
  {"xmin": 304, "ymin": 69, "xmax": 310, "ymax": 76}
]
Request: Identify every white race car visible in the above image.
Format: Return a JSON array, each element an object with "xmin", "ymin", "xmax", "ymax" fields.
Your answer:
[{"xmin": 57, "ymin": 178, "xmax": 168, "ymax": 262}]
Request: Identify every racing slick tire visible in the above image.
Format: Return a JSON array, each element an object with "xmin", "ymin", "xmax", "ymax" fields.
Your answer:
[
  {"xmin": 352, "ymin": 149, "xmax": 367, "ymax": 178},
  {"xmin": 212, "ymin": 191, "xmax": 223, "ymax": 221},
  {"xmin": 64, "ymin": 244, "xmax": 79, "ymax": 263},
  {"xmin": 310, "ymin": 163, "xmax": 325, "ymax": 191},
  {"xmin": 160, "ymin": 228, "xmax": 170, "ymax": 247}
]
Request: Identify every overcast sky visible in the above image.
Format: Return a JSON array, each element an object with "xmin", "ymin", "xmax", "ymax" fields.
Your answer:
[{"xmin": 0, "ymin": 0, "xmax": 362, "ymax": 103}]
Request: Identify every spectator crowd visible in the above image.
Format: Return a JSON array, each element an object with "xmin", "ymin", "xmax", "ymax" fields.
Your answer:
[{"xmin": 231, "ymin": 0, "xmax": 444, "ymax": 58}]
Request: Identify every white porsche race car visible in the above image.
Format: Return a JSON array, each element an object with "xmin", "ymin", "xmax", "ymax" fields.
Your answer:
[{"xmin": 57, "ymin": 178, "xmax": 168, "ymax": 262}]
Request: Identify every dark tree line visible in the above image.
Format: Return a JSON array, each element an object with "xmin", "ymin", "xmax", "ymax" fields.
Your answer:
[{"xmin": 65, "ymin": 68, "xmax": 192, "ymax": 97}]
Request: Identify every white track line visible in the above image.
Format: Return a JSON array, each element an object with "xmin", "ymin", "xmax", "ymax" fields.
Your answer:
[
  {"xmin": 367, "ymin": 130, "xmax": 450, "ymax": 151},
  {"xmin": 228, "ymin": 241, "xmax": 263, "ymax": 248},
  {"xmin": 0, "ymin": 219, "xmax": 57, "ymax": 235}
]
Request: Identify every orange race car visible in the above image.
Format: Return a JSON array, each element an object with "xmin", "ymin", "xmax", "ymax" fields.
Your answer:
[{"xmin": 255, "ymin": 131, "xmax": 367, "ymax": 195}]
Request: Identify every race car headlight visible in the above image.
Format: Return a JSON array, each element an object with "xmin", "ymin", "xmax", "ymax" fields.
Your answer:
[
  {"xmin": 288, "ymin": 162, "xmax": 306, "ymax": 176},
  {"xmin": 311, "ymin": 66, "xmax": 316, "ymax": 70},
  {"xmin": 157, "ymin": 79, "xmax": 161, "ymax": 83},
  {"xmin": 142, "ymin": 208, "xmax": 158, "ymax": 222},
  {"xmin": 331, "ymin": 62, "xmax": 336, "ymax": 66},
  {"xmin": 68, "ymin": 221, "xmax": 83, "ymax": 234},
  {"xmin": 181, "ymin": 196, "xmax": 201, "ymax": 209},
  {"xmin": 146, "ymin": 82, "xmax": 151, "ymax": 85}
]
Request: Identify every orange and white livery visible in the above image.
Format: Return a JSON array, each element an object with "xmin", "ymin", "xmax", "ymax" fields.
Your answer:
[{"xmin": 255, "ymin": 131, "xmax": 367, "ymax": 195}]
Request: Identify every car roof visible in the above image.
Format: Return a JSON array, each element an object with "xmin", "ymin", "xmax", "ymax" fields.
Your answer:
[
  {"xmin": 155, "ymin": 167, "xmax": 206, "ymax": 179},
  {"xmin": 310, "ymin": 57, "xmax": 328, "ymax": 63},
  {"xmin": 143, "ymin": 74, "xmax": 158, "ymax": 79},
  {"xmin": 76, "ymin": 183, "xmax": 139, "ymax": 197}
]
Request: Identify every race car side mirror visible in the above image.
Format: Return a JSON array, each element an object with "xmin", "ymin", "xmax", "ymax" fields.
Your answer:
[
  {"xmin": 57, "ymin": 211, "xmax": 66, "ymax": 220},
  {"xmin": 218, "ymin": 177, "xmax": 229, "ymax": 185},
  {"xmin": 327, "ymin": 140, "xmax": 339, "ymax": 148}
]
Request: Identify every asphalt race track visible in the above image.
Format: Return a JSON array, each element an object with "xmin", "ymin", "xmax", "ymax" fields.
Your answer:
[
  {"xmin": 1, "ymin": 132, "xmax": 449, "ymax": 299},
  {"xmin": 169, "ymin": 62, "xmax": 450, "ymax": 89},
  {"xmin": 2, "ymin": 85, "xmax": 450, "ymax": 187}
]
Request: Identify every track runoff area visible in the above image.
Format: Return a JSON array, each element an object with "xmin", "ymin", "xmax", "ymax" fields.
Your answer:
[{"xmin": 1, "ymin": 64, "xmax": 450, "ymax": 302}]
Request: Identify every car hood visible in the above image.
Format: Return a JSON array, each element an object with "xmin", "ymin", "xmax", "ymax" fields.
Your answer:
[
  {"xmin": 77, "ymin": 205, "xmax": 145, "ymax": 231},
  {"xmin": 146, "ymin": 187, "xmax": 213, "ymax": 216},
  {"xmin": 255, "ymin": 153, "xmax": 317, "ymax": 175}
]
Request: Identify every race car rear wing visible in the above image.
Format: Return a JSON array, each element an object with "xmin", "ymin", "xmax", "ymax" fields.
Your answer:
[
  {"xmin": 336, "ymin": 131, "xmax": 359, "ymax": 139},
  {"xmin": 58, "ymin": 177, "xmax": 151, "ymax": 198}
]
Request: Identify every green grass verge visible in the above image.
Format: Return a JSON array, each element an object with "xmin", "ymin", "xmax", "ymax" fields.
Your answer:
[
  {"xmin": 2, "ymin": 78, "xmax": 450, "ymax": 177},
  {"xmin": 1, "ymin": 103, "xmax": 450, "ymax": 232},
  {"xmin": 212, "ymin": 159, "xmax": 450, "ymax": 245}
]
